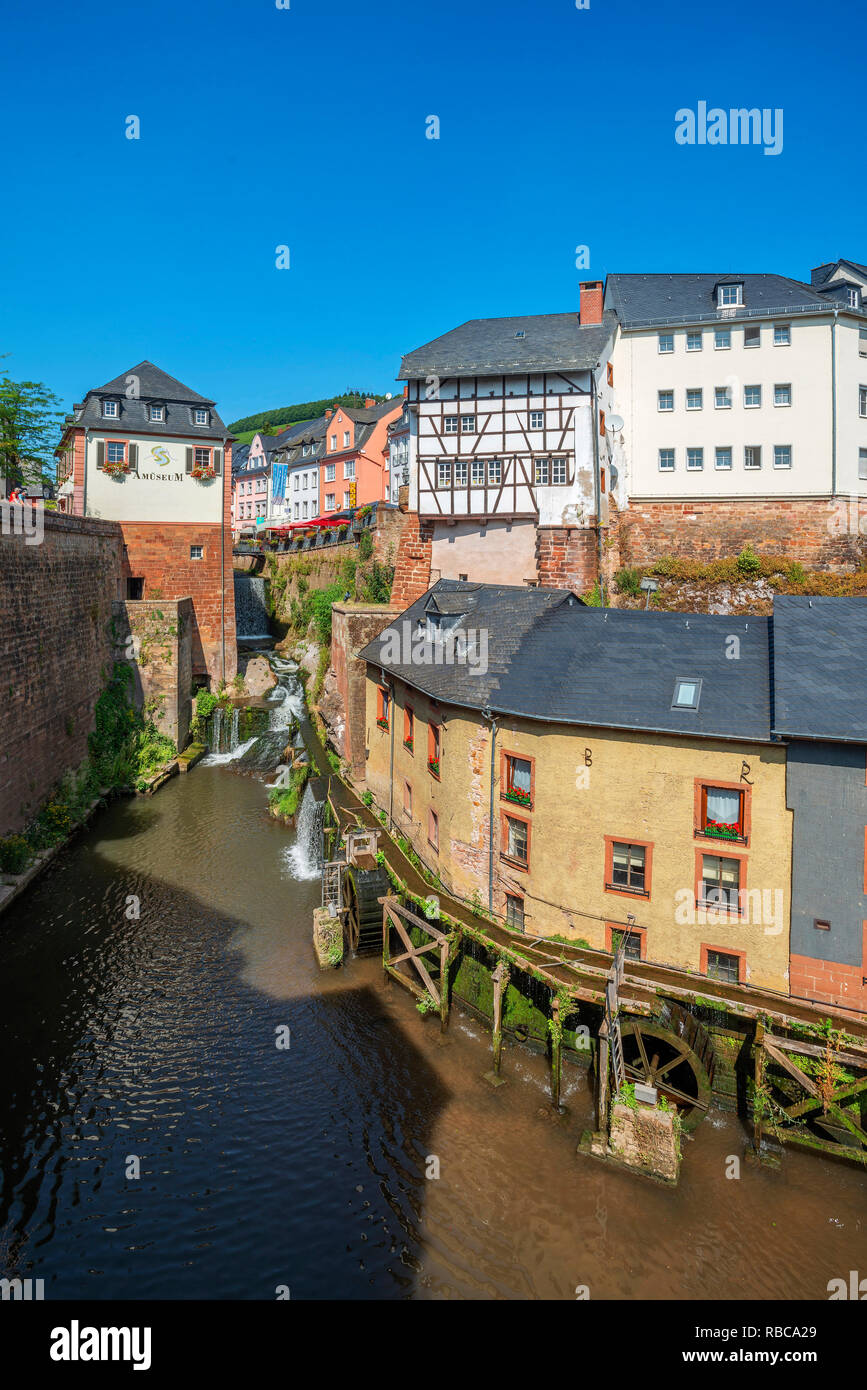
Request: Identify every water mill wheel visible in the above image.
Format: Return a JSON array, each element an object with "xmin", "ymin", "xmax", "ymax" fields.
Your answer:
[
  {"xmin": 343, "ymin": 860, "xmax": 390, "ymax": 955},
  {"xmin": 620, "ymin": 1002, "xmax": 716, "ymax": 1132}
]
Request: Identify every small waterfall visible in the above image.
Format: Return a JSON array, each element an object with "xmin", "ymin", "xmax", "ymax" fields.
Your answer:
[
  {"xmin": 285, "ymin": 782, "xmax": 324, "ymax": 882},
  {"xmin": 230, "ymin": 707, "xmax": 239, "ymax": 750},
  {"xmin": 234, "ymin": 576, "xmax": 271, "ymax": 640},
  {"xmin": 211, "ymin": 707, "xmax": 222, "ymax": 753}
]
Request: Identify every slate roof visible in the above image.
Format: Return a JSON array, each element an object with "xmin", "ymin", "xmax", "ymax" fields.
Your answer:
[
  {"xmin": 771, "ymin": 596, "xmax": 867, "ymax": 743},
  {"xmin": 71, "ymin": 360, "xmax": 228, "ymax": 438},
  {"xmin": 605, "ymin": 273, "xmax": 835, "ymax": 328},
  {"xmin": 361, "ymin": 580, "xmax": 773, "ymax": 742},
  {"xmin": 812, "ymin": 259, "xmax": 867, "ymax": 287},
  {"xmin": 398, "ymin": 312, "xmax": 616, "ymax": 379}
]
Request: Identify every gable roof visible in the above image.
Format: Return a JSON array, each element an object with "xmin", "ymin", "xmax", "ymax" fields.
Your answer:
[
  {"xmin": 605, "ymin": 273, "xmax": 835, "ymax": 329},
  {"xmin": 398, "ymin": 312, "xmax": 616, "ymax": 379},
  {"xmin": 92, "ymin": 361, "xmax": 214, "ymax": 404},
  {"xmin": 70, "ymin": 361, "xmax": 228, "ymax": 439},
  {"xmin": 811, "ymin": 259, "xmax": 867, "ymax": 287},
  {"xmin": 772, "ymin": 596, "xmax": 867, "ymax": 743}
]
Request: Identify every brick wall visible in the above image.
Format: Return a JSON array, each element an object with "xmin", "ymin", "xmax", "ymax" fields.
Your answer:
[
  {"xmin": 390, "ymin": 514, "xmax": 433, "ymax": 609},
  {"xmin": 0, "ymin": 512, "xmax": 124, "ymax": 835},
  {"xmin": 536, "ymin": 525, "xmax": 598, "ymax": 594},
  {"xmin": 790, "ymin": 948, "xmax": 867, "ymax": 1013},
  {"xmin": 619, "ymin": 496, "xmax": 867, "ymax": 570},
  {"xmin": 111, "ymin": 598, "xmax": 194, "ymax": 748},
  {"xmin": 328, "ymin": 603, "xmax": 398, "ymax": 777}
]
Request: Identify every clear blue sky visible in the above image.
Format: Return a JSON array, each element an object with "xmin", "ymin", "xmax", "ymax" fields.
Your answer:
[{"xmin": 1, "ymin": 0, "xmax": 863, "ymax": 426}]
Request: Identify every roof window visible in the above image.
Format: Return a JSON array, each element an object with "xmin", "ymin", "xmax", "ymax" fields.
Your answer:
[{"xmin": 672, "ymin": 678, "xmax": 702, "ymax": 710}]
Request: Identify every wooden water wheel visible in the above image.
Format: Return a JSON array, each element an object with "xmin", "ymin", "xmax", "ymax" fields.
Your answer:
[
  {"xmin": 620, "ymin": 1003, "xmax": 715, "ymax": 1132},
  {"xmin": 343, "ymin": 860, "xmax": 389, "ymax": 955}
]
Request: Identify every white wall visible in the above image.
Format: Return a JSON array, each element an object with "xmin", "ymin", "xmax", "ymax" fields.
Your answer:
[{"xmin": 85, "ymin": 434, "xmax": 223, "ymax": 522}]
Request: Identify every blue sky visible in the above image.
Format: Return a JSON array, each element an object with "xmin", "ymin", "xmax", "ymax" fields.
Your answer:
[{"xmin": 1, "ymin": 0, "xmax": 863, "ymax": 426}]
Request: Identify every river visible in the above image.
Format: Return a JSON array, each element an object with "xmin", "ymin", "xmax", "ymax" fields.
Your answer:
[{"xmin": 0, "ymin": 661, "xmax": 865, "ymax": 1301}]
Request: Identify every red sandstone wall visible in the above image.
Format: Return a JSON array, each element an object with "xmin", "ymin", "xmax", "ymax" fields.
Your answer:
[
  {"xmin": 0, "ymin": 513, "xmax": 124, "ymax": 835},
  {"xmin": 790, "ymin": 951, "xmax": 867, "ymax": 1013},
  {"xmin": 536, "ymin": 526, "xmax": 598, "ymax": 594},
  {"xmin": 390, "ymin": 514, "xmax": 433, "ymax": 609},
  {"xmin": 329, "ymin": 603, "xmax": 398, "ymax": 777}
]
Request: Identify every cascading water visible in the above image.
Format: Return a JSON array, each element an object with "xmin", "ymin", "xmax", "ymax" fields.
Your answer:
[
  {"xmin": 210, "ymin": 707, "xmax": 222, "ymax": 753},
  {"xmin": 285, "ymin": 781, "xmax": 324, "ymax": 882},
  {"xmin": 234, "ymin": 575, "xmax": 271, "ymax": 641}
]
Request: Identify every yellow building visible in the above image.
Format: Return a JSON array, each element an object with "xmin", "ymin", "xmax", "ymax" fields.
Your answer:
[{"xmin": 360, "ymin": 581, "xmax": 792, "ymax": 994}]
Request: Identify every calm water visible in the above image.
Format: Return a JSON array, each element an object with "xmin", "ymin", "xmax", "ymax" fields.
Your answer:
[{"xmin": 1, "ymin": 746, "xmax": 866, "ymax": 1299}]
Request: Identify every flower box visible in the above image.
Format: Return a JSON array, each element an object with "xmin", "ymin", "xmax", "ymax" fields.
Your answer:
[
  {"xmin": 428, "ymin": 758, "xmax": 440, "ymax": 776},
  {"xmin": 403, "ymin": 738, "xmax": 414, "ymax": 752},
  {"xmin": 376, "ymin": 717, "xmax": 389, "ymax": 730},
  {"xmin": 103, "ymin": 460, "xmax": 131, "ymax": 477},
  {"xmin": 504, "ymin": 788, "xmax": 532, "ymax": 808},
  {"xmin": 191, "ymin": 465, "xmax": 216, "ymax": 480},
  {"xmin": 704, "ymin": 820, "xmax": 741, "ymax": 840}
]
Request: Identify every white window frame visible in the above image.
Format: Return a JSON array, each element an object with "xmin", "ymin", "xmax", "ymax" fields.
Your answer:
[
  {"xmin": 534, "ymin": 458, "xmax": 550, "ymax": 486},
  {"xmin": 658, "ymin": 448, "xmax": 675, "ymax": 472},
  {"xmin": 686, "ymin": 331, "xmax": 702, "ymax": 352},
  {"xmin": 344, "ymin": 459, "xmax": 355, "ymax": 480},
  {"xmin": 744, "ymin": 446, "xmax": 762, "ymax": 470},
  {"xmin": 471, "ymin": 458, "xmax": 485, "ymax": 486},
  {"xmin": 773, "ymin": 445, "xmax": 792, "ymax": 470},
  {"xmin": 686, "ymin": 388, "xmax": 703, "ymax": 411},
  {"xmin": 744, "ymin": 385, "xmax": 762, "ymax": 409},
  {"xmin": 714, "ymin": 329, "xmax": 731, "ymax": 349},
  {"xmin": 718, "ymin": 284, "xmax": 743, "ymax": 307},
  {"xmin": 551, "ymin": 457, "xmax": 567, "ymax": 485},
  {"xmin": 149, "ymin": 404, "xmax": 163, "ymax": 422},
  {"xmin": 103, "ymin": 400, "xmax": 118, "ymax": 418},
  {"xmin": 859, "ymin": 449, "xmax": 867, "ymax": 482},
  {"xmin": 460, "ymin": 414, "xmax": 476, "ymax": 433},
  {"xmin": 860, "ymin": 386, "xmax": 867, "ymax": 419},
  {"xmin": 488, "ymin": 459, "xmax": 502, "ymax": 484},
  {"xmin": 657, "ymin": 390, "xmax": 674, "ymax": 412},
  {"xmin": 325, "ymin": 492, "xmax": 336, "ymax": 510},
  {"xmin": 714, "ymin": 387, "xmax": 732, "ymax": 410},
  {"xmin": 773, "ymin": 324, "xmax": 791, "ymax": 346},
  {"xmin": 715, "ymin": 447, "xmax": 732, "ymax": 470},
  {"xmin": 686, "ymin": 448, "xmax": 704, "ymax": 471},
  {"xmin": 437, "ymin": 460, "xmax": 451, "ymax": 488},
  {"xmin": 444, "ymin": 416, "xmax": 458, "ymax": 434},
  {"xmin": 529, "ymin": 410, "xmax": 544, "ymax": 430},
  {"xmin": 774, "ymin": 384, "xmax": 792, "ymax": 407},
  {"xmin": 194, "ymin": 408, "xmax": 208, "ymax": 425},
  {"xmin": 190, "ymin": 544, "xmax": 203, "ymax": 559},
  {"xmin": 744, "ymin": 325, "xmax": 761, "ymax": 348},
  {"xmin": 325, "ymin": 463, "xmax": 336, "ymax": 482},
  {"xmin": 454, "ymin": 459, "xmax": 468, "ymax": 486},
  {"xmin": 343, "ymin": 431, "xmax": 350, "ymax": 447},
  {"xmin": 658, "ymin": 332, "xmax": 674, "ymax": 354}
]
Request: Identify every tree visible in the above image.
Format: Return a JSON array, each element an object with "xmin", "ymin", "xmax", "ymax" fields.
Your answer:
[{"xmin": 0, "ymin": 367, "xmax": 65, "ymax": 489}]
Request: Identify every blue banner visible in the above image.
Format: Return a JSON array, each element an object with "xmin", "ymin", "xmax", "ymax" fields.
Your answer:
[{"xmin": 271, "ymin": 462, "xmax": 287, "ymax": 500}]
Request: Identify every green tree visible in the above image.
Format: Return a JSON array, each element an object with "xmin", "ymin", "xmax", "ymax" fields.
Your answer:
[{"xmin": 0, "ymin": 368, "xmax": 65, "ymax": 488}]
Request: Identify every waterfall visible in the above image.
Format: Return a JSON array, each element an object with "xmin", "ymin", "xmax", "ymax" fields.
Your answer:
[
  {"xmin": 211, "ymin": 707, "xmax": 222, "ymax": 753},
  {"xmin": 234, "ymin": 575, "xmax": 271, "ymax": 640},
  {"xmin": 284, "ymin": 782, "xmax": 324, "ymax": 882},
  {"xmin": 231, "ymin": 707, "xmax": 239, "ymax": 750}
]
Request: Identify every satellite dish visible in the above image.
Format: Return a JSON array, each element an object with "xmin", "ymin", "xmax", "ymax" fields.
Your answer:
[{"xmin": 608, "ymin": 414, "xmax": 624, "ymax": 432}]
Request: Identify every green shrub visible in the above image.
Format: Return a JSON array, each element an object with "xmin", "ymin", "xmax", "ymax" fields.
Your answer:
[
  {"xmin": 736, "ymin": 545, "xmax": 762, "ymax": 578},
  {"xmin": 0, "ymin": 835, "xmax": 31, "ymax": 874},
  {"xmin": 788, "ymin": 561, "xmax": 807, "ymax": 584},
  {"xmin": 362, "ymin": 790, "xmax": 373, "ymax": 806},
  {"xmin": 358, "ymin": 530, "xmax": 373, "ymax": 562},
  {"xmin": 582, "ymin": 582, "xmax": 603, "ymax": 607},
  {"xmin": 614, "ymin": 567, "xmax": 641, "ymax": 596}
]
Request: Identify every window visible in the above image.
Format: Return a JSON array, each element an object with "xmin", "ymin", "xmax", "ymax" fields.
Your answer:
[
  {"xmin": 718, "ymin": 283, "xmax": 743, "ymax": 307},
  {"xmin": 744, "ymin": 385, "xmax": 761, "ymax": 408},
  {"xmin": 744, "ymin": 445, "xmax": 762, "ymax": 470},
  {"xmin": 444, "ymin": 416, "xmax": 458, "ymax": 434},
  {"xmin": 194, "ymin": 446, "xmax": 211, "ymax": 468},
  {"xmin": 325, "ymin": 463, "xmax": 335, "ymax": 482},
  {"xmin": 605, "ymin": 839, "xmax": 650, "ymax": 897},
  {"xmin": 190, "ymin": 544, "xmax": 203, "ymax": 559},
  {"xmin": 343, "ymin": 490, "xmax": 351, "ymax": 507},
  {"xmin": 714, "ymin": 328, "xmax": 731, "ymax": 349},
  {"xmin": 700, "ymin": 785, "xmax": 746, "ymax": 841},
  {"xmin": 103, "ymin": 400, "xmax": 118, "ymax": 418},
  {"xmin": 325, "ymin": 492, "xmax": 335, "ymax": 510},
  {"xmin": 658, "ymin": 390, "xmax": 674, "ymax": 412},
  {"xmin": 848, "ymin": 288, "xmax": 861, "ymax": 309},
  {"xmin": 860, "ymin": 329, "xmax": 867, "ymax": 358},
  {"xmin": 293, "ymin": 475, "xmax": 300, "ymax": 492},
  {"xmin": 658, "ymin": 448, "xmax": 675, "ymax": 472},
  {"xmin": 687, "ymin": 448, "xmax": 704, "ymax": 471},
  {"xmin": 774, "ymin": 324, "xmax": 791, "ymax": 346},
  {"xmin": 609, "ymin": 925, "xmax": 643, "ymax": 960},
  {"xmin": 471, "ymin": 458, "xmax": 485, "ymax": 485},
  {"xmin": 715, "ymin": 447, "xmax": 732, "ymax": 470},
  {"xmin": 534, "ymin": 458, "xmax": 550, "ymax": 485},
  {"xmin": 376, "ymin": 686, "xmax": 390, "ymax": 730},
  {"xmin": 714, "ymin": 386, "xmax": 732, "ymax": 409},
  {"xmin": 687, "ymin": 331, "xmax": 702, "ymax": 351},
  {"xmin": 503, "ymin": 752, "xmax": 533, "ymax": 808},
  {"xmin": 403, "ymin": 781, "xmax": 412, "ymax": 817},
  {"xmin": 343, "ymin": 430, "xmax": 350, "ymax": 447},
  {"xmin": 454, "ymin": 459, "xmax": 468, "ymax": 486},
  {"xmin": 859, "ymin": 449, "xmax": 867, "ymax": 481},
  {"xmin": 860, "ymin": 386, "xmax": 867, "ymax": 418},
  {"xmin": 294, "ymin": 502, "xmax": 299, "ymax": 519},
  {"xmin": 704, "ymin": 948, "xmax": 742, "ymax": 982},
  {"xmin": 428, "ymin": 723, "xmax": 441, "ymax": 777},
  {"xmin": 672, "ymin": 677, "xmax": 701, "ymax": 709},
  {"xmin": 658, "ymin": 332, "xmax": 674, "ymax": 353},
  {"xmin": 302, "ymin": 501, "xmax": 308, "ymax": 518},
  {"xmin": 404, "ymin": 706, "xmax": 414, "ymax": 752},
  {"xmin": 505, "ymin": 894, "xmax": 525, "ymax": 931},
  {"xmin": 552, "ymin": 457, "xmax": 567, "ymax": 485},
  {"xmin": 502, "ymin": 813, "xmax": 529, "ymax": 868},
  {"xmin": 329, "ymin": 434, "xmax": 337, "ymax": 450},
  {"xmin": 106, "ymin": 440, "xmax": 126, "ymax": 464},
  {"xmin": 126, "ymin": 577, "xmax": 144, "ymax": 599},
  {"xmin": 530, "ymin": 410, "xmax": 544, "ymax": 429},
  {"xmin": 686, "ymin": 388, "xmax": 703, "ymax": 411},
  {"xmin": 774, "ymin": 445, "xmax": 792, "ymax": 469},
  {"xmin": 437, "ymin": 460, "xmax": 451, "ymax": 488},
  {"xmin": 302, "ymin": 444, "xmax": 310, "ymax": 457},
  {"xmin": 488, "ymin": 459, "xmax": 501, "ymax": 484},
  {"xmin": 149, "ymin": 404, "xmax": 163, "ymax": 421},
  {"xmin": 460, "ymin": 414, "xmax": 476, "ymax": 433},
  {"xmin": 700, "ymin": 855, "xmax": 741, "ymax": 911},
  {"xmin": 194, "ymin": 408, "xmax": 208, "ymax": 425},
  {"xmin": 344, "ymin": 459, "xmax": 355, "ymax": 479},
  {"xmin": 428, "ymin": 809, "xmax": 439, "ymax": 851},
  {"xmin": 744, "ymin": 325, "xmax": 760, "ymax": 348},
  {"xmin": 774, "ymin": 383, "xmax": 791, "ymax": 406}
]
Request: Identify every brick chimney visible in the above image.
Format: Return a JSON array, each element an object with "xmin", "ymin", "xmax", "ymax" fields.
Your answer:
[
  {"xmin": 364, "ymin": 397, "xmax": 375, "ymax": 408},
  {"xmin": 325, "ymin": 408, "xmax": 333, "ymax": 419},
  {"xmin": 579, "ymin": 280, "xmax": 604, "ymax": 326}
]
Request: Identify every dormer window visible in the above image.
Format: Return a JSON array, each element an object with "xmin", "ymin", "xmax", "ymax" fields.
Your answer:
[
  {"xmin": 103, "ymin": 400, "xmax": 118, "ymax": 418},
  {"xmin": 717, "ymin": 283, "xmax": 743, "ymax": 308},
  {"xmin": 194, "ymin": 408, "xmax": 209, "ymax": 426},
  {"xmin": 149, "ymin": 404, "xmax": 164, "ymax": 422},
  {"xmin": 672, "ymin": 678, "xmax": 702, "ymax": 710},
  {"xmin": 847, "ymin": 288, "xmax": 861, "ymax": 309}
]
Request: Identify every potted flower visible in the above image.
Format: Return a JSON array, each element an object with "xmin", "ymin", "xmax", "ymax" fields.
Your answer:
[
  {"xmin": 705, "ymin": 819, "xmax": 741, "ymax": 840},
  {"xmin": 428, "ymin": 756, "xmax": 440, "ymax": 777},
  {"xmin": 504, "ymin": 787, "xmax": 532, "ymax": 808},
  {"xmin": 191, "ymin": 463, "xmax": 216, "ymax": 481},
  {"xmin": 336, "ymin": 522, "xmax": 349, "ymax": 540},
  {"xmin": 103, "ymin": 456, "xmax": 130, "ymax": 478},
  {"xmin": 376, "ymin": 716, "xmax": 389, "ymax": 730}
]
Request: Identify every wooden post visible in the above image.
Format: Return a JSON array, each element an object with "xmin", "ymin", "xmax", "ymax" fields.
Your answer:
[
  {"xmin": 439, "ymin": 938, "xmax": 451, "ymax": 1033},
  {"xmin": 597, "ymin": 1019, "xmax": 610, "ymax": 1136},
  {"xmin": 382, "ymin": 899, "xmax": 391, "ymax": 977},
  {"xmin": 754, "ymin": 1019, "xmax": 766, "ymax": 1154},
  {"xmin": 491, "ymin": 960, "xmax": 509, "ymax": 1078},
  {"xmin": 550, "ymin": 993, "xmax": 562, "ymax": 1111}
]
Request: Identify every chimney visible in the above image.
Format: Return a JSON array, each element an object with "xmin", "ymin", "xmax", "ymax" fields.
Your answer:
[
  {"xmin": 325, "ymin": 408, "xmax": 333, "ymax": 419},
  {"xmin": 579, "ymin": 280, "xmax": 604, "ymax": 326},
  {"xmin": 364, "ymin": 397, "xmax": 375, "ymax": 408}
]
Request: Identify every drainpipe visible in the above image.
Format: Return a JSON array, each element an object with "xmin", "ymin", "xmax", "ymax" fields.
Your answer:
[
  {"xmin": 590, "ymin": 370, "xmax": 605, "ymax": 606},
  {"xmin": 485, "ymin": 707, "xmax": 498, "ymax": 912},
  {"xmin": 385, "ymin": 671, "xmax": 395, "ymax": 829},
  {"xmin": 831, "ymin": 309, "xmax": 838, "ymax": 497}
]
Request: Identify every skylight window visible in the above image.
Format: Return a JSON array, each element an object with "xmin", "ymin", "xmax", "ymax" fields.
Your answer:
[
  {"xmin": 672, "ymin": 678, "xmax": 702, "ymax": 710},
  {"xmin": 514, "ymin": 330, "xmax": 526, "ymax": 339}
]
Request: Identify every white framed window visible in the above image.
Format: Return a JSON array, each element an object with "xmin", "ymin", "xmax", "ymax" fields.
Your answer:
[
  {"xmin": 471, "ymin": 458, "xmax": 485, "ymax": 485},
  {"xmin": 860, "ymin": 386, "xmax": 867, "ymax": 418},
  {"xmin": 714, "ymin": 328, "xmax": 731, "ymax": 349},
  {"xmin": 149, "ymin": 404, "xmax": 163, "ymax": 421},
  {"xmin": 325, "ymin": 463, "xmax": 335, "ymax": 482},
  {"xmin": 859, "ymin": 449, "xmax": 867, "ymax": 481},
  {"xmin": 552, "ymin": 457, "xmax": 567, "ymax": 485},
  {"xmin": 344, "ymin": 460, "xmax": 355, "ymax": 479},
  {"xmin": 303, "ymin": 501, "xmax": 308, "ymax": 518},
  {"xmin": 302, "ymin": 473, "xmax": 308, "ymax": 490},
  {"xmin": 294, "ymin": 502, "xmax": 299, "ymax": 519},
  {"xmin": 343, "ymin": 431, "xmax": 350, "ymax": 447},
  {"xmin": 744, "ymin": 385, "xmax": 762, "ymax": 408},
  {"xmin": 658, "ymin": 332, "xmax": 674, "ymax": 354},
  {"xmin": 444, "ymin": 416, "xmax": 458, "ymax": 434},
  {"xmin": 106, "ymin": 440, "xmax": 126, "ymax": 464},
  {"xmin": 715, "ymin": 447, "xmax": 732, "ymax": 470},
  {"xmin": 714, "ymin": 386, "xmax": 732, "ymax": 409},
  {"xmin": 774, "ymin": 383, "xmax": 791, "ymax": 406},
  {"xmin": 330, "ymin": 434, "xmax": 337, "ymax": 450},
  {"xmin": 437, "ymin": 460, "xmax": 451, "ymax": 488},
  {"xmin": 534, "ymin": 458, "xmax": 550, "ymax": 485},
  {"xmin": 774, "ymin": 324, "xmax": 791, "ymax": 346},
  {"xmin": 454, "ymin": 459, "xmax": 468, "ymax": 485},
  {"xmin": 460, "ymin": 414, "xmax": 476, "ymax": 433},
  {"xmin": 848, "ymin": 288, "xmax": 861, "ymax": 309},
  {"xmin": 190, "ymin": 544, "xmax": 203, "ymax": 559},
  {"xmin": 744, "ymin": 446, "xmax": 762, "ymax": 470},
  {"xmin": 488, "ymin": 459, "xmax": 502, "ymax": 484},
  {"xmin": 302, "ymin": 444, "xmax": 310, "ymax": 456},
  {"xmin": 718, "ymin": 283, "xmax": 743, "ymax": 307},
  {"xmin": 687, "ymin": 448, "xmax": 704, "ymax": 471},
  {"xmin": 658, "ymin": 448, "xmax": 675, "ymax": 471},
  {"xmin": 325, "ymin": 492, "xmax": 336, "ymax": 510},
  {"xmin": 103, "ymin": 400, "xmax": 118, "ymax": 418},
  {"xmin": 774, "ymin": 445, "xmax": 792, "ymax": 469},
  {"xmin": 344, "ymin": 490, "xmax": 351, "ymax": 507},
  {"xmin": 194, "ymin": 408, "xmax": 208, "ymax": 425},
  {"xmin": 686, "ymin": 388, "xmax": 703, "ymax": 411},
  {"xmin": 293, "ymin": 475, "xmax": 299, "ymax": 491},
  {"xmin": 529, "ymin": 410, "xmax": 543, "ymax": 430},
  {"xmin": 687, "ymin": 331, "xmax": 702, "ymax": 351},
  {"xmin": 744, "ymin": 325, "xmax": 761, "ymax": 348},
  {"xmin": 658, "ymin": 390, "xmax": 674, "ymax": 412}
]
